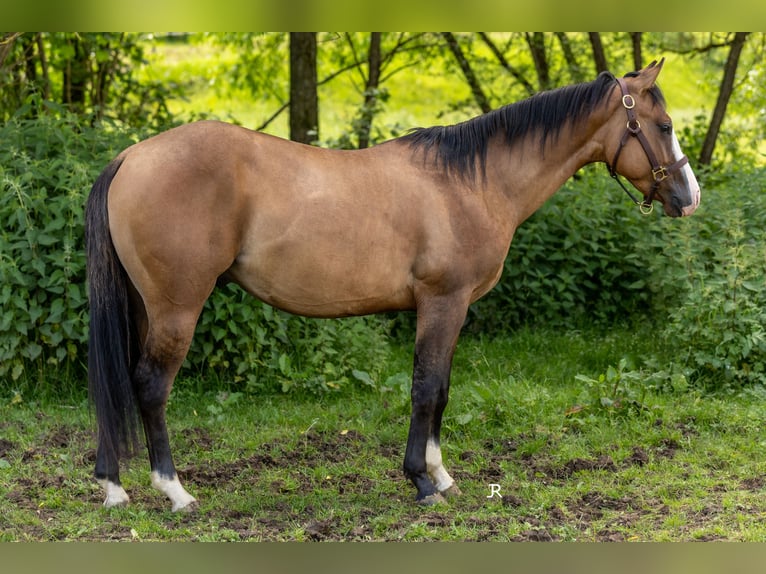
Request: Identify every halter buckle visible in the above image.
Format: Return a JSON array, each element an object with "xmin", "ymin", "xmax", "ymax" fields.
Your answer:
[
  {"xmin": 652, "ymin": 166, "xmax": 669, "ymax": 182},
  {"xmin": 622, "ymin": 94, "xmax": 636, "ymax": 109}
]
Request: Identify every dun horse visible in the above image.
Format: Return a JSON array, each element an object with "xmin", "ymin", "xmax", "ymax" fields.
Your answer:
[{"xmin": 86, "ymin": 60, "xmax": 699, "ymax": 511}]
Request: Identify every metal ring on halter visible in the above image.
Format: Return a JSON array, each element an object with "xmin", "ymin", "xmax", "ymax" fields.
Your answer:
[
  {"xmin": 622, "ymin": 94, "xmax": 636, "ymax": 109},
  {"xmin": 652, "ymin": 166, "xmax": 669, "ymax": 182},
  {"xmin": 639, "ymin": 202, "xmax": 654, "ymax": 215}
]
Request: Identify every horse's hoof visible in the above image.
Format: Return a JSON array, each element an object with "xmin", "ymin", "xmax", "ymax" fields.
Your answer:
[
  {"xmin": 172, "ymin": 499, "xmax": 199, "ymax": 514},
  {"xmin": 417, "ymin": 492, "xmax": 447, "ymax": 506},
  {"xmin": 440, "ymin": 484, "xmax": 462, "ymax": 498},
  {"xmin": 103, "ymin": 497, "xmax": 129, "ymax": 509},
  {"xmin": 99, "ymin": 479, "xmax": 130, "ymax": 509}
]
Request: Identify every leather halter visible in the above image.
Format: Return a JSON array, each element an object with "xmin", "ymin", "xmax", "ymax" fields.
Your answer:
[{"xmin": 607, "ymin": 77, "xmax": 689, "ymax": 215}]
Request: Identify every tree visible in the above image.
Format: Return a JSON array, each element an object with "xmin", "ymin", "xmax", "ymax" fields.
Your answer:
[
  {"xmin": 0, "ymin": 33, "xmax": 174, "ymax": 125},
  {"xmin": 589, "ymin": 32, "xmax": 609, "ymax": 73},
  {"xmin": 478, "ymin": 32, "xmax": 536, "ymax": 96},
  {"xmin": 289, "ymin": 32, "xmax": 319, "ymax": 144},
  {"xmin": 555, "ymin": 32, "xmax": 586, "ymax": 83},
  {"xmin": 442, "ymin": 32, "xmax": 492, "ymax": 113},
  {"xmin": 525, "ymin": 32, "xmax": 551, "ymax": 91},
  {"xmin": 630, "ymin": 32, "xmax": 643, "ymax": 70},
  {"xmin": 336, "ymin": 32, "xmax": 434, "ymax": 148},
  {"xmin": 699, "ymin": 32, "xmax": 750, "ymax": 166},
  {"xmin": 62, "ymin": 34, "xmax": 88, "ymax": 112},
  {"xmin": 353, "ymin": 32, "xmax": 382, "ymax": 149}
]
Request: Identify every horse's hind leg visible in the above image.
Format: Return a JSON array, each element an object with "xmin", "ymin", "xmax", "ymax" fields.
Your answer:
[
  {"xmin": 95, "ymin": 449, "xmax": 130, "ymax": 508},
  {"xmin": 135, "ymin": 307, "xmax": 202, "ymax": 512}
]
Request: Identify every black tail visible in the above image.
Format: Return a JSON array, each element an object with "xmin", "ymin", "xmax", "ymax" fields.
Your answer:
[{"xmin": 85, "ymin": 156, "xmax": 141, "ymax": 461}]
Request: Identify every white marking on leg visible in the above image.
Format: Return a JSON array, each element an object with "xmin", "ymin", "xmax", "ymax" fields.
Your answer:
[
  {"xmin": 672, "ymin": 133, "xmax": 700, "ymax": 216},
  {"xmin": 426, "ymin": 438, "xmax": 456, "ymax": 492},
  {"xmin": 98, "ymin": 478, "xmax": 130, "ymax": 508},
  {"xmin": 150, "ymin": 471, "xmax": 197, "ymax": 512}
]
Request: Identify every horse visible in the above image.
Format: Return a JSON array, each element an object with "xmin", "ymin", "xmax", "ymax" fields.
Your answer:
[{"xmin": 85, "ymin": 59, "xmax": 699, "ymax": 512}]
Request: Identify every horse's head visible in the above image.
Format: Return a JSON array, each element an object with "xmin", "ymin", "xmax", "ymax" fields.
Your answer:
[{"xmin": 603, "ymin": 59, "xmax": 700, "ymax": 217}]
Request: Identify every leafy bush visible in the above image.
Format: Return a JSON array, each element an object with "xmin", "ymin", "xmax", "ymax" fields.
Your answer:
[
  {"xmin": 654, "ymin": 171, "xmax": 766, "ymax": 389},
  {"xmin": 188, "ymin": 284, "xmax": 392, "ymax": 394},
  {"xmin": 0, "ymin": 105, "xmax": 142, "ymax": 385},
  {"xmin": 3, "ymin": 109, "xmax": 765, "ymax": 397}
]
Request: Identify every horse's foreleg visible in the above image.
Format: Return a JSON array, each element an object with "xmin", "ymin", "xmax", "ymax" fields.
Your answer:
[
  {"xmin": 427, "ymin": 403, "xmax": 462, "ymax": 498},
  {"xmin": 135, "ymin": 313, "xmax": 199, "ymax": 512},
  {"xmin": 403, "ymin": 292, "xmax": 469, "ymax": 504}
]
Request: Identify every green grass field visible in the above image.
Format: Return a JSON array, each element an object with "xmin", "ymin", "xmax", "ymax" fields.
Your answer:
[{"xmin": 2, "ymin": 323, "xmax": 766, "ymax": 541}]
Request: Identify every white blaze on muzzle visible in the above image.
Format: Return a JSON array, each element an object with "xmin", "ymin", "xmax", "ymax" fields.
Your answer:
[{"xmin": 672, "ymin": 132, "xmax": 700, "ymax": 216}]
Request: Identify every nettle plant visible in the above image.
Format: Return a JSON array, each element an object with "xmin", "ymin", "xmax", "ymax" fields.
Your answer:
[
  {"xmin": 0, "ymin": 110, "xmax": 130, "ymax": 384},
  {"xmin": 660, "ymin": 200, "xmax": 766, "ymax": 389}
]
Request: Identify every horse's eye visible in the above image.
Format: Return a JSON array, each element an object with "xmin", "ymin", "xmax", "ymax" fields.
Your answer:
[{"xmin": 659, "ymin": 123, "xmax": 673, "ymax": 135}]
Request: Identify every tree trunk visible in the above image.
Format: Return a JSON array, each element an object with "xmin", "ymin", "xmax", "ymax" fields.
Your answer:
[
  {"xmin": 61, "ymin": 34, "xmax": 91, "ymax": 113},
  {"xmin": 20, "ymin": 34, "xmax": 37, "ymax": 84},
  {"xmin": 0, "ymin": 32, "xmax": 21, "ymax": 69},
  {"xmin": 478, "ymin": 32, "xmax": 535, "ymax": 96},
  {"xmin": 35, "ymin": 33, "xmax": 50, "ymax": 99},
  {"xmin": 630, "ymin": 32, "xmax": 643, "ymax": 71},
  {"xmin": 93, "ymin": 34, "xmax": 124, "ymax": 119},
  {"xmin": 699, "ymin": 32, "xmax": 750, "ymax": 166},
  {"xmin": 63, "ymin": 34, "xmax": 89, "ymax": 111},
  {"xmin": 589, "ymin": 32, "xmax": 609, "ymax": 73},
  {"xmin": 442, "ymin": 32, "xmax": 492, "ymax": 114},
  {"xmin": 525, "ymin": 32, "xmax": 550, "ymax": 91},
  {"xmin": 357, "ymin": 32, "xmax": 382, "ymax": 149},
  {"xmin": 555, "ymin": 32, "xmax": 584, "ymax": 83},
  {"xmin": 289, "ymin": 32, "xmax": 319, "ymax": 144}
]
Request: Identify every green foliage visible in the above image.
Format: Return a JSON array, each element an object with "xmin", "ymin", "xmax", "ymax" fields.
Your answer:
[
  {"xmin": 572, "ymin": 358, "xmax": 655, "ymax": 418},
  {"xmin": 656, "ymin": 177, "xmax": 766, "ymax": 389},
  {"xmin": 1, "ymin": 33, "xmax": 178, "ymax": 129},
  {"xmin": 0, "ymin": 107, "xmax": 143, "ymax": 385},
  {"xmin": 188, "ymin": 284, "xmax": 392, "ymax": 395},
  {"xmin": 3, "ymin": 31, "xmax": 766, "ymax": 399},
  {"xmin": 4, "ymin": 110, "xmax": 766, "ymax": 398}
]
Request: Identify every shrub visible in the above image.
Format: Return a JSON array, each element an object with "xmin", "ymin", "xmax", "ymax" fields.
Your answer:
[
  {"xmin": 3, "ymin": 109, "xmax": 765, "ymax": 397},
  {"xmin": 187, "ymin": 284, "xmax": 392, "ymax": 394},
  {"xmin": 654, "ymin": 171, "xmax": 766, "ymax": 389},
  {"xmin": 0, "ymin": 105, "xmax": 142, "ymax": 385}
]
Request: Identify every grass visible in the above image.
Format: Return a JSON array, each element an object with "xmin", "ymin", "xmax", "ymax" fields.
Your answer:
[{"xmin": 2, "ymin": 322, "xmax": 766, "ymax": 542}]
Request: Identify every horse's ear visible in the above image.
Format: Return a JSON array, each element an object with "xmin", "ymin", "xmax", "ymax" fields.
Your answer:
[{"xmin": 635, "ymin": 57, "xmax": 665, "ymax": 92}]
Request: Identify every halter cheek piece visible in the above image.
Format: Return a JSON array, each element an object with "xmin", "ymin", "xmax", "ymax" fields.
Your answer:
[{"xmin": 606, "ymin": 77, "xmax": 689, "ymax": 215}]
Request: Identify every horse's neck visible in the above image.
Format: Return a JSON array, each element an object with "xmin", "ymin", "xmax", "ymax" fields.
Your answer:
[{"xmin": 487, "ymin": 121, "xmax": 607, "ymax": 227}]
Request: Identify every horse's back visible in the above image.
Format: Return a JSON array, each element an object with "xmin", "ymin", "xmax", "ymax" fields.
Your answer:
[{"xmin": 106, "ymin": 121, "xmax": 424, "ymax": 316}]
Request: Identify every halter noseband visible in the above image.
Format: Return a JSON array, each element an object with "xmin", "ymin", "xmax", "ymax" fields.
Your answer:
[{"xmin": 607, "ymin": 77, "xmax": 689, "ymax": 215}]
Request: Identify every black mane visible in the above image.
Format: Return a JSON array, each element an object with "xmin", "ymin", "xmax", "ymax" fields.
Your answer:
[{"xmin": 401, "ymin": 71, "xmax": 624, "ymax": 182}]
